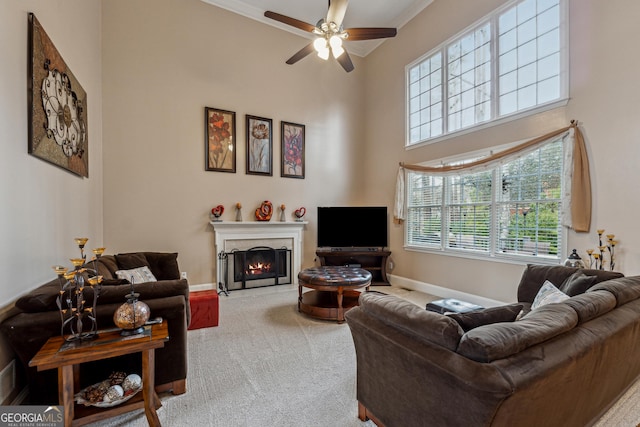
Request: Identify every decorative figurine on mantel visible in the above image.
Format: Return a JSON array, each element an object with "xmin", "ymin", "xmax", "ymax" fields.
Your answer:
[
  {"xmin": 280, "ymin": 204, "xmax": 286, "ymax": 222},
  {"xmin": 235, "ymin": 202, "xmax": 243, "ymax": 221},
  {"xmin": 255, "ymin": 200, "xmax": 273, "ymax": 221},
  {"xmin": 211, "ymin": 205, "xmax": 224, "ymax": 222},
  {"xmin": 294, "ymin": 207, "xmax": 306, "ymax": 222}
]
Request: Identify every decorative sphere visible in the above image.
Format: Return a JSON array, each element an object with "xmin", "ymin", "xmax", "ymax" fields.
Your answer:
[
  {"xmin": 122, "ymin": 374, "xmax": 142, "ymax": 391},
  {"xmin": 113, "ymin": 296, "xmax": 150, "ymax": 331},
  {"xmin": 103, "ymin": 385, "xmax": 124, "ymax": 402}
]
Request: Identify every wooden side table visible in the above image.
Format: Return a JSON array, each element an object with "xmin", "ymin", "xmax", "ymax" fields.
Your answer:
[{"xmin": 30, "ymin": 322, "xmax": 169, "ymax": 427}]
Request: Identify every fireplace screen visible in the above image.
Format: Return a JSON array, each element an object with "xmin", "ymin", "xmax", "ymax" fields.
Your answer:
[{"xmin": 223, "ymin": 246, "xmax": 292, "ymax": 291}]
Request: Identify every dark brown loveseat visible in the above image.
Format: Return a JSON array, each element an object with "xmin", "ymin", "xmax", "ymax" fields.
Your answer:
[
  {"xmin": 1, "ymin": 252, "xmax": 190, "ymax": 404},
  {"xmin": 345, "ymin": 265, "xmax": 640, "ymax": 427}
]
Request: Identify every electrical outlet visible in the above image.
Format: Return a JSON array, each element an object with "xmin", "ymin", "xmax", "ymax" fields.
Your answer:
[{"xmin": 181, "ymin": 272, "xmax": 188, "ymax": 279}]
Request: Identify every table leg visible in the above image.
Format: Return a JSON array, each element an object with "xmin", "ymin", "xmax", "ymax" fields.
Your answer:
[
  {"xmin": 142, "ymin": 349, "xmax": 161, "ymax": 427},
  {"xmin": 337, "ymin": 286, "xmax": 344, "ymax": 323},
  {"xmin": 298, "ymin": 283, "xmax": 302, "ymax": 312},
  {"xmin": 58, "ymin": 365, "xmax": 74, "ymax": 427}
]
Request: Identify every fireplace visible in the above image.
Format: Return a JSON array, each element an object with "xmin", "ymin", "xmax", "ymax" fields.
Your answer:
[
  {"xmin": 221, "ymin": 246, "xmax": 292, "ymax": 291},
  {"xmin": 210, "ymin": 221, "xmax": 307, "ymax": 294}
]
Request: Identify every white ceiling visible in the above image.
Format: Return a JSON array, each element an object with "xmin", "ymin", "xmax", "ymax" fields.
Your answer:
[{"xmin": 200, "ymin": 0, "xmax": 433, "ymax": 57}]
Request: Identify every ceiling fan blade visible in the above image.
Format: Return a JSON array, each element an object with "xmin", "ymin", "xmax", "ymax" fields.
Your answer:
[
  {"xmin": 344, "ymin": 27, "xmax": 398, "ymax": 41},
  {"xmin": 264, "ymin": 11, "xmax": 317, "ymax": 33},
  {"xmin": 336, "ymin": 49, "xmax": 355, "ymax": 73},
  {"xmin": 286, "ymin": 43, "xmax": 315, "ymax": 65},
  {"xmin": 327, "ymin": 0, "xmax": 349, "ymax": 27}
]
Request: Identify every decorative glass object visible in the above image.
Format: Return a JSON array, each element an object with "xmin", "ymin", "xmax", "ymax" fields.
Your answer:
[
  {"xmin": 294, "ymin": 207, "xmax": 306, "ymax": 222},
  {"xmin": 255, "ymin": 200, "xmax": 273, "ymax": 221},
  {"xmin": 564, "ymin": 249, "xmax": 585, "ymax": 268},
  {"xmin": 54, "ymin": 238, "xmax": 105, "ymax": 341},
  {"xmin": 279, "ymin": 204, "xmax": 286, "ymax": 222},
  {"xmin": 235, "ymin": 202, "xmax": 243, "ymax": 221},
  {"xmin": 113, "ymin": 287, "xmax": 150, "ymax": 336},
  {"xmin": 211, "ymin": 205, "xmax": 224, "ymax": 222}
]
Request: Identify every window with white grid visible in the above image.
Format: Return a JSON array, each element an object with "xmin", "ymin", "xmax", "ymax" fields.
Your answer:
[
  {"xmin": 405, "ymin": 138, "xmax": 564, "ymax": 262},
  {"xmin": 406, "ymin": 0, "xmax": 567, "ymax": 146}
]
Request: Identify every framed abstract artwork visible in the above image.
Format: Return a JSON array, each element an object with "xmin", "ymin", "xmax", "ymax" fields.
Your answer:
[
  {"xmin": 246, "ymin": 115, "xmax": 272, "ymax": 176},
  {"xmin": 28, "ymin": 13, "xmax": 89, "ymax": 177},
  {"xmin": 205, "ymin": 107, "xmax": 236, "ymax": 172},
  {"xmin": 281, "ymin": 121, "xmax": 305, "ymax": 179}
]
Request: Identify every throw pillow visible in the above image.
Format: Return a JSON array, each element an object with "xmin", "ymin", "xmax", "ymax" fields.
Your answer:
[
  {"xmin": 531, "ymin": 280, "xmax": 569, "ymax": 309},
  {"xmin": 447, "ymin": 303, "xmax": 524, "ymax": 332},
  {"xmin": 115, "ymin": 253, "xmax": 150, "ymax": 271},
  {"xmin": 115, "ymin": 266, "xmax": 157, "ymax": 284},
  {"xmin": 560, "ymin": 272, "xmax": 598, "ymax": 296}
]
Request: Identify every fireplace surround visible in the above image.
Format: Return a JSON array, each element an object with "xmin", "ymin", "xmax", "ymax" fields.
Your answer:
[{"xmin": 210, "ymin": 221, "xmax": 307, "ymax": 293}]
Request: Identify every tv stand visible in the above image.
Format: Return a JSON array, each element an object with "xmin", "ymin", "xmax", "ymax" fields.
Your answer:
[{"xmin": 316, "ymin": 249, "xmax": 391, "ymax": 284}]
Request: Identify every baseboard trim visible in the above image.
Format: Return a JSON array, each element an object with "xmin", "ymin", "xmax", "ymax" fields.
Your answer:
[
  {"xmin": 189, "ymin": 283, "xmax": 216, "ymax": 292},
  {"xmin": 387, "ymin": 274, "xmax": 507, "ymax": 307}
]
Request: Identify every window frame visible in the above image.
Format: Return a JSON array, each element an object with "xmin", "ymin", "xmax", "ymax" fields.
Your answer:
[
  {"xmin": 404, "ymin": 141, "xmax": 567, "ymax": 266},
  {"xmin": 405, "ymin": 0, "xmax": 569, "ymax": 148}
]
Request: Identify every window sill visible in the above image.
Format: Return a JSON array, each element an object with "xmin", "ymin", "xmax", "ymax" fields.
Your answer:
[{"xmin": 403, "ymin": 244, "xmax": 562, "ymax": 267}]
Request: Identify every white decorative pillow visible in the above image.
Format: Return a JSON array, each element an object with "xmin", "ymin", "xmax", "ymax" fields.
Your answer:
[
  {"xmin": 115, "ymin": 266, "xmax": 157, "ymax": 284},
  {"xmin": 531, "ymin": 280, "xmax": 569, "ymax": 309}
]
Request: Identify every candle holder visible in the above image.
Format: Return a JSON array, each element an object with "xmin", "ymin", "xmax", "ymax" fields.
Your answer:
[
  {"xmin": 585, "ymin": 229, "xmax": 619, "ymax": 271},
  {"xmin": 54, "ymin": 238, "xmax": 105, "ymax": 341}
]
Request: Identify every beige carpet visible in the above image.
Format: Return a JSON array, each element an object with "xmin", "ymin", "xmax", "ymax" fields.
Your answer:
[{"xmin": 91, "ymin": 285, "xmax": 640, "ymax": 426}]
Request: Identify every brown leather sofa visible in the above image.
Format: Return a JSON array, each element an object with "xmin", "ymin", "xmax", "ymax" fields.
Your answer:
[
  {"xmin": 1, "ymin": 252, "xmax": 190, "ymax": 404},
  {"xmin": 345, "ymin": 265, "xmax": 640, "ymax": 427}
]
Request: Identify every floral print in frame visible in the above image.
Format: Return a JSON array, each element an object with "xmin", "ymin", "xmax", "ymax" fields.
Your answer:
[
  {"xmin": 281, "ymin": 121, "xmax": 305, "ymax": 179},
  {"xmin": 205, "ymin": 107, "xmax": 236, "ymax": 172},
  {"xmin": 246, "ymin": 115, "xmax": 272, "ymax": 176}
]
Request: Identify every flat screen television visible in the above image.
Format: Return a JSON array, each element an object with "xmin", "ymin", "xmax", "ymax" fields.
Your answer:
[{"xmin": 317, "ymin": 206, "xmax": 388, "ymax": 250}]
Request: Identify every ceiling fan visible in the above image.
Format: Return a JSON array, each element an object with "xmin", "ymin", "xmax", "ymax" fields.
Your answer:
[{"xmin": 264, "ymin": 0, "xmax": 397, "ymax": 72}]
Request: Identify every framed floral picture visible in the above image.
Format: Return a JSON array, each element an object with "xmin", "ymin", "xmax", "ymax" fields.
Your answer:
[
  {"xmin": 281, "ymin": 121, "xmax": 305, "ymax": 179},
  {"xmin": 246, "ymin": 115, "xmax": 272, "ymax": 176},
  {"xmin": 205, "ymin": 107, "xmax": 236, "ymax": 172}
]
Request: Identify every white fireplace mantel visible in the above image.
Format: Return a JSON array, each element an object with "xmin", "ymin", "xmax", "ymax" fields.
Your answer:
[{"xmin": 210, "ymin": 221, "xmax": 308, "ymax": 289}]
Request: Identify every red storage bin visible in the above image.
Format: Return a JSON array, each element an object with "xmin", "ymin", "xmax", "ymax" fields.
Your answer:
[{"xmin": 188, "ymin": 290, "xmax": 219, "ymax": 330}]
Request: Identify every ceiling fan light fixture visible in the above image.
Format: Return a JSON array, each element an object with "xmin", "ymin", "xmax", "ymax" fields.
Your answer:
[
  {"xmin": 329, "ymin": 35, "xmax": 343, "ymax": 50},
  {"xmin": 331, "ymin": 45, "xmax": 344, "ymax": 59},
  {"xmin": 313, "ymin": 37, "xmax": 327, "ymax": 52},
  {"xmin": 317, "ymin": 47, "xmax": 330, "ymax": 60}
]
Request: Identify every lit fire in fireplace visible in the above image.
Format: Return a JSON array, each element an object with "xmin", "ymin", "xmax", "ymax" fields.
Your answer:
[{"xmin": 246, "ymin": 262, "xmax": 272, "ymax": 275}]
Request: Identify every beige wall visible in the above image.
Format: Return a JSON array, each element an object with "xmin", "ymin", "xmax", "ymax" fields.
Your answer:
[
  {"xmin": 363, "ymin": 0, "xmax": 640, "ymax": 302},
  {"xmin": 101, "ymin": 0, "xmax": 366, "ymax": 285},
  {"xmin": 0, "ymin": 0, "xmax": 102, "ymax": 389}
]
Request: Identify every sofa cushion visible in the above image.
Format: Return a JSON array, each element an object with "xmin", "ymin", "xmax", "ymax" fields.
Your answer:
[
  {"xmin": 115, "ymin": 253, "xmax": 150, "ymax": 271},
  {"xmin": 94, "ymin": 255, "xmax": 119, "ymax": 280},
  {"xmin": 447, "ymin": 304, "xmax": 523, "ymax": 332},
  {"xmin": 359, "ymin": 291, "xmax": 464, "ymax": 351},
  {"xmin": 559, "ymin": 272, "xmax": 598, "ymax": 296},
  {"xmin": 115, "ymin": 266, "xmax": 157, "ymax": 284},
  {"xmin": 15, "ymin": 279, "xmax": 62, "ymax": 312},
  {"xmin": 144, "ymin": 252, "xmax": 180, "ymax": 280},
  {"xmin": 588, "ymin": 276, "xmax": 640, "ymax": 307},
  {"xmin": 562, "ymin": 290, "xmax": 616, "ymax": 324},
  {"xmin": 517, "ymin": 264, "xmax": 624, "ymax": 303},
  {"xmin": 531, "ymin": 280, "xmax": 569, "ymax": 309},
  {"xmin": 457, "ymin": 303, "xmax": 578, "ymax": 362}
]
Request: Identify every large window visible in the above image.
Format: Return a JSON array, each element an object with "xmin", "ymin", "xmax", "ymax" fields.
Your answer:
[
  {"xmin": 407, "ymin": 0, "xmax": 567, "ymax": 146},
  {"xmin": 406, "ymin": 138, "xmax": 564, "ymax": 262}
]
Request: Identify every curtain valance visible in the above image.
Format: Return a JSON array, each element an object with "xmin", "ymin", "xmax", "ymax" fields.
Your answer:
[{"xmin": 394, "ymin": 121, "xmax": 591, "ymax": 232}]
